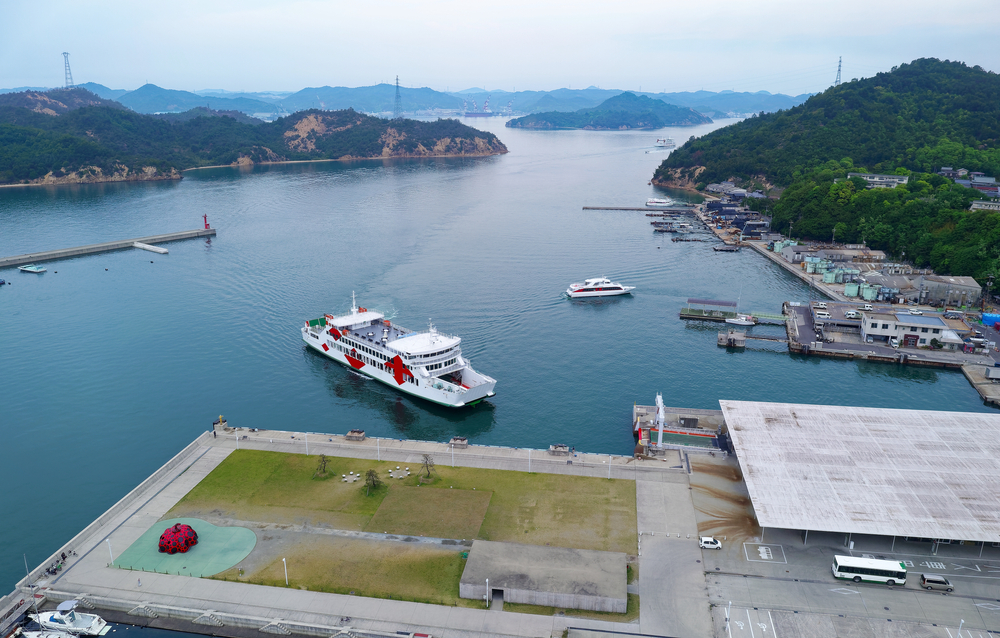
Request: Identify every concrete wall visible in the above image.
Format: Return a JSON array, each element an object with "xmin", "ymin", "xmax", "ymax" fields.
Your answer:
[{"xmin": 458, "ymin": 583, "xmax": 626, "ymax": 614}]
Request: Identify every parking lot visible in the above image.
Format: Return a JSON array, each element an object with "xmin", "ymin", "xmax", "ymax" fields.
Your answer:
[{"xmin": 689, "ymin": 457, "xmax": 1000, "ymax": 636}]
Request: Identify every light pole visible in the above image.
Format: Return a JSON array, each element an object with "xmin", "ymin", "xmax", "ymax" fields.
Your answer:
[
  {"xmin": 106, "ymin": 539, "xmax": 114, "ymax": 565},
  {"xmin": 282, "ymin": 558, "xmax": 288, "ymax": 586}
]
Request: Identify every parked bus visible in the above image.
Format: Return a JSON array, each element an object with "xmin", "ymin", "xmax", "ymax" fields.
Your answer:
[{"xmin": 832, "ymin": 555, "xmax": 907, "ymax": 585}]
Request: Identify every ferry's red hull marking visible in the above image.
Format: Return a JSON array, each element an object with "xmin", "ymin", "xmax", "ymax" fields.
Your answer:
[
  {"xmin": 385, "ymin": 355, "xmax": 414, "ymax": 385},
  {"xmin": 346, "ymin": 349, "xmax": 365, "ymax": 369},
  {"xmin": 328, "ymin": 327, "xmax": 343, "ymax": 340},
  {"xmin": 321, "ymin": 343, "xmax": 329, "ymax": 352}
]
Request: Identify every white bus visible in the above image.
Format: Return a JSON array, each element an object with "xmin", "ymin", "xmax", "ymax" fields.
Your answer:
[{"xmin": 832, "ymin": 555, "xmax": 907, "ymax": 585}]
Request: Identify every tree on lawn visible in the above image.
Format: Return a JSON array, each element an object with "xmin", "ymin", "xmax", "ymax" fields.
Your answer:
[
  {"xmin": 314, "ymin": 454, "xmax": 329, "ymax": 478},
  {"xmin": 421, "ymin": 454, "xmax": 435, "ymax": 478},
  {"xmin": 365, "ymin": 469, "xmax": 382, "ymax": 496}
]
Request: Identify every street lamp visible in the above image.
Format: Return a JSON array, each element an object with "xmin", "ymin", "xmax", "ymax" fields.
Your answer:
[
  {"xmin": 282, "ymin": 557, "xmax": 288, "ymax": 586},
  {"xmin": 106, "ymin": 539, "xmax": 113, "ymax": 565}
]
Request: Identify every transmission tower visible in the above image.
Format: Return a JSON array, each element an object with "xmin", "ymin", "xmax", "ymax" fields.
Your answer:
[
  {"xmin": 63, "ymin": 52, "xmax": 74, "ymax": 88},
  {"xmin": 834, "ymin": 56, "xmax": 842, "ymax": 87},
  {"xmin": 393, "ymin": 76, "xmax": 402, "ymax": 120}
]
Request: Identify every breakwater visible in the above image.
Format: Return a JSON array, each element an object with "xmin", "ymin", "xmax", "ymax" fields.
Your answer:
[{"xmin": 0, "ymin": 228, "xmax": 216, "ymax": 268}]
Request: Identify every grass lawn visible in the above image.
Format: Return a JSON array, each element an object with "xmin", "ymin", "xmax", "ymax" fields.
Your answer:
[
  {"xmin": 501, "ymin": 593, "xmax": 639, "ymax": 622},
  {"xmin": 167, "ymin": 450, "xmax": 389, "ymax": 529},
  {"xmin": 364, "ymin": 486, "xmax": 492, "ymax": 539},
  {"xmin": 172, "ymin": 450, "xmax": 636, "ymax": 553},
  {"xmin": 217, "ymin": 536, "xmax": 466, "ymax": 605}
]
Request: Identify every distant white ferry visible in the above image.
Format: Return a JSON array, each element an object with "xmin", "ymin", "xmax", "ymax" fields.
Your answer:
[
  {"xmin": 302, "ymin": 295, "xmax": 496, "ymax": 407},
  {"xmin": 566, "ymin": 277, "xmax": 635, "ymax": 298},
  {"xmin": 655, "ymin": 137, "xmax": 676, "ymax": 148},
  {"xmin": 646, "ymin": 198, "xmax": 674, "ymax": 207}
]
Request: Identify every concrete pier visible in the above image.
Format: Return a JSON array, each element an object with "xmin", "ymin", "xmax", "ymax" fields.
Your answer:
[
  {"xmin": 0, "ymin": 228, "xmax": 216, "ymax": 268},
  {"xmin": 2, "ymin": 429, "xmax": 705, "ymax": 638}
]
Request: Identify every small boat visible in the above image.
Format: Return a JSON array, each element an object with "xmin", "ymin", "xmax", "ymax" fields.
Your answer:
[
  {"xmin": 646, "ymin": 198, "xmax": 674, "ymax": 208},
  {"xmin": 31, "ymin": 601, "xmax": 110, "ymax": 636},
  {"xmin": 0, "ymin": 279, "xmax": 6, "ymax": 285},
  {"xmin": 18, "ymin": 264, "xmax": 46, "ymax": 273},
  {"xmin": 16, "ymin": 629, "xmax": 77, "ymax": 638},
  {"xmin": 725, "ymin": 313, "xmax": 756, "ymax": 326},
  {"xmin": 566, "ymin": 277, "xmax": 635, "ymax": 298},
  {"xmin": 655, "ymin": 138, "xmax": 676, "ymax": 148}
]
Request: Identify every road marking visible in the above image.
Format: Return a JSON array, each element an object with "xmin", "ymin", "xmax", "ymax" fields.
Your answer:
[
  {"xmin": 975, "ymin": 602, "xmax": 1000, "ymax": 611},
  {"xmin": 829, "ymin": 587, "xmax": 859, "ymax": 595},
  {"xmin": 743, "ymin": 543, "xmax": 787, "ymax": 563}
]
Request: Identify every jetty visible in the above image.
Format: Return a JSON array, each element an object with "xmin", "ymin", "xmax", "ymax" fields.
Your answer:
[
  {"xmin": 583, "ymin": 206, "xmax": 696, "ymax": 212},
  {"xmin": 0, "ymin": 228, "xmax": 216, "ymax": 268}
]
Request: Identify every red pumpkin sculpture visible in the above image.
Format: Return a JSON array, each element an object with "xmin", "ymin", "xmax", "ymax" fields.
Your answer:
[{"xmin": 157, "ymin": 523, "xmax": 199, "ymax": 554}]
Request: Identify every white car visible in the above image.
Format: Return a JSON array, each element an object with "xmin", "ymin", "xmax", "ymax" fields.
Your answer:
[
  {"xmin": 699, "ymin": 536, "xmax": 722, "ymax": 550},
  {"xmin": 908, "ymin": 309, "xmax": 923, "ymax": 315}
]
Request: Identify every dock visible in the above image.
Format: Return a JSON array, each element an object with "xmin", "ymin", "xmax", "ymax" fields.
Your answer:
[
  {"xmin": 0, "ymin": 428, "xmax": 692, "ymax": 638},
  {"xmin": 583, "ymin": 206, "xmax": 696, "ymax": 212},
  {"xmin": 961, "ymin": 364, "xmax": 1000, "ymax": 406},
  {"xmin": 0, "ymin": 228, "xmax": 216, "ymax": 268}
]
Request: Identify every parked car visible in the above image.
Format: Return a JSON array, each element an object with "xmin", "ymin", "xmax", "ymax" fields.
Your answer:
[
  {"xmin": 908, "ymin": 309, "xmax": 923, "ymax": 315},
  {"xmin": 890, "ymin": 337, "xmax": 899, "ymax": 348},
  {"xmin": 845, "ymin": 310, "xmax": 860, "ymax": 319},
  {"xmin": 860, "ymin": 304, "xmax": 874, "ymax": 311},
  {"xmin": 699, "ymin": 536, "xmax": 722, "ymax": 550},
  {"xmin": 920, "ymin": 574, "xmax": 953, "ymax": 592},
  {"xmin": 866, "ymin": 335, "xmax": 874, "ymax": 343},
  {"xmin": 813, "ymin": 302, "xmax": 828, "ymax": 309}
]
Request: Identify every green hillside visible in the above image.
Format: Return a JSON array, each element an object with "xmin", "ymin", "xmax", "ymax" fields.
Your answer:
[
  {"xmin": 762, "ymin": 163, "xmax": 993, "ymax": 277},
  {"xmin": 654, "ymin": 58, "xmax": 1000, "ymax": 189},
  {"xmin": 506, "ymin": 92, "xmax": 711, "ymax": 129},
  {"xmin": 0, "ymin": 90, "xmax": 508, "ymax": 185}
]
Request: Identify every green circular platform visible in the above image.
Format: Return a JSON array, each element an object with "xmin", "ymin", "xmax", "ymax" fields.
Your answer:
[{"xmin": 114, "ymin": 518, "xmax": 256, "ymax": 577}]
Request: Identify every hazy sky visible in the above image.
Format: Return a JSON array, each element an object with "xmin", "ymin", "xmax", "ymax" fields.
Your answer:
[{"xmin": 2, "ymin": 0, "xmax": 998, "ymax": 95}]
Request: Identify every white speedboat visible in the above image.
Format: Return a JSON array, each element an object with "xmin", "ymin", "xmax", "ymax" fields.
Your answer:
[
  {"xmin": 566, "ymin": 277, "xmax": 635, "ymax": 299},
  {"xmin": 725, "ymin": 313, "xmax": 756, "ymax": 326},
  {"xmin": 302, "ymin": 294, "xmax": 496, "ymax": 408},
  {"xmin": 18, "ymin": 264, "xmax": 46, "ymax": 273},
  {"xmin": 655, "ymin": 137, "xmax": 676, "ymax": 148},
  {"xmin": 31, "ymin": 601, "xmax": 109, "ymax": 636},
  {"xmin": 646, "ymin": 198, "xmax": 674, "ymax": 207}
]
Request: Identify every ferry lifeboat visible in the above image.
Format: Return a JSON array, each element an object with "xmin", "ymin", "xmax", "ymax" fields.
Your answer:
[{"xmin": 566, "ymin": 277, "xmax": 635, "ymax": 299}]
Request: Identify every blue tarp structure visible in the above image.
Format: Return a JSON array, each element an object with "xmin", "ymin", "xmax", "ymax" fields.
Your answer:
[{"xmin": 983, "ymin": 313, "xmax": 1000, "ymax": 327}]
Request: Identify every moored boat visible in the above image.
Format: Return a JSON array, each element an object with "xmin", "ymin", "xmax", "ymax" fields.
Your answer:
[
  {"xmin": 301, "ymin": 294, "xmax": 496, "ymax": 408},
  {"xmin": 31, "ymin": 602, "xmax": 109, "ymax": 636},
  {"xmin": 725, "ymin": 313, "xmax": 756, "ymax": 326},
  {"xmin": 18, "ymin": 264, "xmax": 46, "ymax": 273},
  {"xmin": 646, "ymin": 198, "xmax": 674, "ymax": 208},
  {"xmin": 566, "ymin": 277, "xmax": 635, "ymax": 298}
]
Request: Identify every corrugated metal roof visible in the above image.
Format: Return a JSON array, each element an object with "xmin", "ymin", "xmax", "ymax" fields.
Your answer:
[{"xmin": 720, "ymin": 400, "xmax": 1000, "ymax": 541}]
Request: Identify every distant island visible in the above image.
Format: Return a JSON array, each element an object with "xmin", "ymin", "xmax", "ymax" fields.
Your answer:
[
  {"xmin": 0, "ymin": 88, "xmax": 508, "ymax": 187},
  {"xmin": 505, "ymin": 92, "xmax": 712, "ymax": 130}
]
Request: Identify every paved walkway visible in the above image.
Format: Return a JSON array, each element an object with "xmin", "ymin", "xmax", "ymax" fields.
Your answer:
[
  {"xmin": 22, "ymin": 432, "xmax": 688, "ymax": 638},
  {"xmin": 635, "ymin": 469, "xmax": 714, "ymax": 637}
]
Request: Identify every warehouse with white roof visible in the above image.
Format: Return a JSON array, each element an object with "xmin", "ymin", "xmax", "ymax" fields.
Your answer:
[{"xmin": 719, "ymin": 400, "xmax": 1000, "ymax": 547}]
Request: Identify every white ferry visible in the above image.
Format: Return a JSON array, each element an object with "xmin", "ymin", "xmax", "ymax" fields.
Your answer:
[
  {"xmin": 655, "ymin": 137, "xmax": 676, "ymax": 148},
  {"xmin": 302, "ymin": 296, "xmax": 496, "ymax": 408},
  {"xmin": 646, "ymin": 198, "xmax": 674, "ymax": 207},
  {"xmin": 566, "ymin": 277, "xmax": 635, "ymax": 298}
]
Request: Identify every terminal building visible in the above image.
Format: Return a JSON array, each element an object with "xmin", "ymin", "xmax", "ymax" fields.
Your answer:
[{"xmin": 720, "ymin": 400, "xmax": 1000, "ymax": 554}]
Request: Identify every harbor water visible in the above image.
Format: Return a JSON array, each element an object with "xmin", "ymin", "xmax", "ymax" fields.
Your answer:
[{"xmin": 0, "ymin": 117, "xmax": 991, "ymax": 588}]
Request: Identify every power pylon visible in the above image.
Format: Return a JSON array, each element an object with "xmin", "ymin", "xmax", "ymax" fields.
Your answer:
[
  {"xmin": 834, "ymin": 56, "xmax": 842, "ymax": 87},
  {"xmin": 393, "ymin": 76, "xmax": 402, "ymax": 120},
  {"xmin": 63, "ymin": 52, "xmax": 74, "ymax": 88}
]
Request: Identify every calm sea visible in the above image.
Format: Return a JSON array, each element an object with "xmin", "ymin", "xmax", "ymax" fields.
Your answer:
[{"xmin": 0, "ymin": 117, "xmax": 991, "ymax": 588}]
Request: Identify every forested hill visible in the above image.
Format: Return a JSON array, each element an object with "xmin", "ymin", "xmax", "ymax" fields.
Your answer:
[
  {"xmin": 0, "ymin": 91, "xmax": 508, "ymax": 186},
  {"xmin": 653, "ymin": 58, "xmax": 1000, "ymax": 189},
  {"xmin": 506, "ymin": 92, "xmax": 711, "ymax": 130}
]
